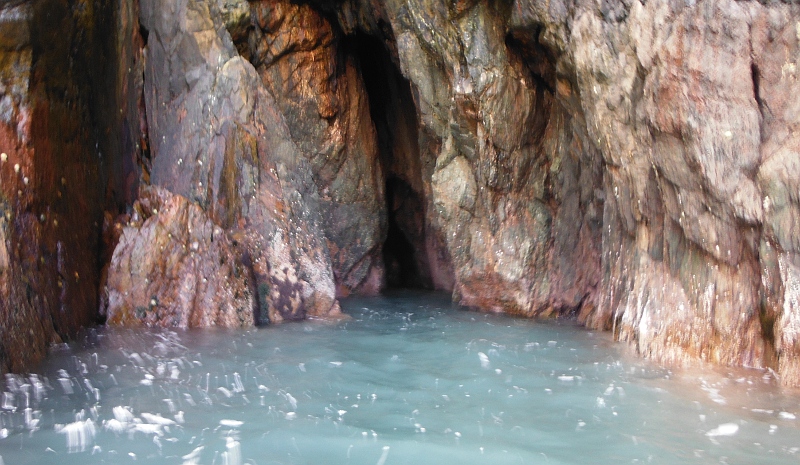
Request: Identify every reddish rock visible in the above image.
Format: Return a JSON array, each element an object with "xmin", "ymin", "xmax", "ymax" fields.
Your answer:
[
  {"xmin": 0, "ymin": 0, "xmax": 130, "ymax": 373},
  {"xmin": 249, "ymin": 0, "xmax": 386, "ymax": 295},
  {"xmin": 339, "ymin": 0, "xmax": 800, "ymax": 384},
  {"xmin": 140, "ymin": 0, "xmax": 342, "ymax": 323},
  {"xmin": 103, "ymin": 187, "xmax": 255, "ymax": 327},
  {"xmin": 2, "ymin": 0, "xmax": 800, "ymax": 390}
]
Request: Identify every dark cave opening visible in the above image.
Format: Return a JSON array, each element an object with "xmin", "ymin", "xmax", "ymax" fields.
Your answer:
[
  {"xmin": 347, "ymin": 32, "xmax": 434, "ymax": 290},
  {"xmin": 383, "ymin": 177, "xmax": 425, "ymax": 288}
]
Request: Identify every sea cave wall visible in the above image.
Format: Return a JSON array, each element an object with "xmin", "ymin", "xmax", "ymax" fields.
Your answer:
[{"xmin": 1, "ymin": 0, "xmax": 799, "ymax": 385}]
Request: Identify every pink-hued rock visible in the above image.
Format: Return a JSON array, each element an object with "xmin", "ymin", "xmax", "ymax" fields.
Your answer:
[{"xmin": 103, "ymin": 187, "xmax": 255, "ymax": 327}]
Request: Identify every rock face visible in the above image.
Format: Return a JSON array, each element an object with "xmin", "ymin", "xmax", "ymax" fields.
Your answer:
[
  {"xmin": 103, "ymin": 187, "xmax": 255, "ymax": 327},
  {"xmin": 562, "ymin": 1, "xmax": 800, "ymax": 384},
  {"xmin": 1, "ymin": 0, "xmax": 800, "ymax": 387},
  {"xmin": 0, "ymin": 0, "xmax": 133, "ymax": 372},
  {"xmin": 361, "ymin": 0, "xmax": 800, "ymax": 384}
]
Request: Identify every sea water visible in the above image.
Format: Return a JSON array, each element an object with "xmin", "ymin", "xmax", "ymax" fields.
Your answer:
[{"xmin": 1, "ymin": 292, "xmax": 799, "ymax": 465}]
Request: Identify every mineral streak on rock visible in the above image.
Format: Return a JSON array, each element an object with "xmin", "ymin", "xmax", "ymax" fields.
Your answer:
[{"xmin": 0, "ymin": 0, "xmax": 128, "ymax": 372}]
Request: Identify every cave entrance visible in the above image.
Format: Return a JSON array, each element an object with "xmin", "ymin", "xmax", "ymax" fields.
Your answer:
[{"xmin": 347, "ymin": 32, "xmax": 434, "ymax": 290}]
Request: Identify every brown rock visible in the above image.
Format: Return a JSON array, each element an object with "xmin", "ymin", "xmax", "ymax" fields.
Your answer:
[
  {"xmin": 0, "ymin": 0, "xmax": 133, "ymax": 373},
  {"xmin": 103, "ymin": 187, "xmax": 255, "ymax": 327},
  {"xmin": 3, "ymin": 0, "xmax": 800, "ymax": 390},
  {"xmin": 336, "ymin": 0, "xmax": 800, "ymax": 383},
  {"xmin": 140, "ymin": 0, "xmax": 342, "ymax": 323},
  {"xmin": 248, "ymin": 0, "xmax": 386, "ymax": 295}
]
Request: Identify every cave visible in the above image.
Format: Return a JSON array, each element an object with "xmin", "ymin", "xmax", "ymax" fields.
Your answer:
[
  {"xmin": 347, "ymin": 33, "xmax": 436, "ymax": 290},
  {"xmin": 2, "ymin": 0, "xmax": 798, "ymax": 403}
]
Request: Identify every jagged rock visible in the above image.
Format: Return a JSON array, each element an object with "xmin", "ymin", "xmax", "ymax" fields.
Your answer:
[
  {"xmin": 248, "ymin": 0, "xmax": 386, "ymax": 295},
  {"xmin": 140, "ymin": 0, "xmax": 342, "ymax": 322},
  {"xmin": 103, "ymin": 187, "xmax": 255, "ymax": 327},
  {"xmin": 339, "ymin": 0, "xmax": 800, "ymax": 383},
  {"xmin": 339, "ymin": 0, "xmax": 603, "ymax": 317},
  {"xmin": 2, "ymin": 0, "xmax": 800, "ymax": 388},
  {"xmin": 563, "ymin": 0, "xmax": 799, "ymax": 381}
]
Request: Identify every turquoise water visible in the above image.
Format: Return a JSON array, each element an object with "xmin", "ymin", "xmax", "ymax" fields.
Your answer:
[{"xmin": 1, "ymin": 292, "xmax": 799, "ymax": 464}]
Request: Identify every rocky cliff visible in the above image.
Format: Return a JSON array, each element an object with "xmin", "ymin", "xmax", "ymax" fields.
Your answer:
[{"xmin": 1, "ymin": 0, "xmax": 799, "ymax": 385}]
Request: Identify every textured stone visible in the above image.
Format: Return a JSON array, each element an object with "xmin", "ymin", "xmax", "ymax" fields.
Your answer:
[
  {"xmin": 3, "ymin": 0, "xmax": 800, "ymax": 388},
  {"xmin": 140, "ymin": 0, "xmax": 344, "ymax": 323},
  {"xmin": 334, "ymin": 0, "xmax": 800, "ymax": 383},
  {"xmin": 248, "ymin": 0, "xmax": 386, "ymax": 296},
  {"xmin": 103, "ymin": 187, "xmax": 255, "ymax": 327},
  {"xmin": 0, "ymin": 0, "xmax": 128, "ymax": 373}
]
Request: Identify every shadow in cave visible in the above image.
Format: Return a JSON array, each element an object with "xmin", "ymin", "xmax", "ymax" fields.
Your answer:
[
  {"xmin": 383, "ymin": 177, "xmax": 425, "ymax": 289},
  {"xmin": 346, "ymin": 32, "xmax": 434, "ymax": 290}
]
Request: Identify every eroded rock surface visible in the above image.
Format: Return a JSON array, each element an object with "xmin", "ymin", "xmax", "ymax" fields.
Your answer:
[
  {"xmin": 561, "ymin": 0, "xmax": 800, "ymax": 384},
  {"xmin": 248, "ymin": 0, "xmax": 386, "ymax": 296},
  {"xmin": 334, "ymin": 0, "xmax": 800, "ymax": 384},
  {"xmin": 104, "ymin": 187, "xmax": 255, "ymax": 327}
]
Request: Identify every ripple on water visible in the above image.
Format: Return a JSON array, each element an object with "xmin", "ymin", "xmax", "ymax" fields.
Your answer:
[{"xmin": 0, "ymin": 292, "xmax": 799, "ymax": 465}]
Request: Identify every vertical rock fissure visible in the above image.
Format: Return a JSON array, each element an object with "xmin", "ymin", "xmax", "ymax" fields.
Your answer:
[{"xmin": 346, "ymin": 33, "xmax": 434, "ymax": 290}]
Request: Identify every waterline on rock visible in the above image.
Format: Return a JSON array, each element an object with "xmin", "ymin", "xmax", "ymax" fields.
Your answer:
[{"xmin": 1, "ymin": 292, "xmax": 798, "ymax": 464}]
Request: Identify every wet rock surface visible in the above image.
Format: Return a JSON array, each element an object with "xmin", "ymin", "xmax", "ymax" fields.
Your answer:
[
  {"xmin": 0, "ymin": 0, "xmax": 126, "ymax": 372},
  {"xmin": 103, "ymin": 187, "xmax": 255, "ymax": 327},
  {"xmin": 335, "ymin": 0, "xmax": 800, "ymax": 384}
]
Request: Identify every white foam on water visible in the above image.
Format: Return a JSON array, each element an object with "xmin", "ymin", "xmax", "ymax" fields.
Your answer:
[
  {"xmin": 706, "ymin": 423, "xmax": 739, "ymax": 437},
  {"xmin": 182, "ymin": 446, "xmax": 204, "ymax": 465},
  {"xmin": 57, "ymin": 378, "xmax": 73, "ymax": 394},
  {"xmin": 130, "ymin": 423, "xmax": 163, "ymax": 436},
  {"xmin": 478, "ymin": 352, "xmax": 490, "ymax": 369},
  {"xmin": 104, "ymin": 419, "xmax": 127, "ymax": 434},
  {"xmin": 375, "ymin": 446, "xmax": 390, "ymax": 465},
  {"xmin": 56, "ymin": 419, "xmax": 96, "ymax": 453},
  {"xmin": 140, "ymin": 412, "xmax": 175, "ymax": 426},
  {"xmin": 222, "ymin": 437, "xmax": 241, "ymax": 465},
  {"xmin": 113, "ymin": 406, "xmax": 134, "ymax": 423},
  {"xmin": 220, "ymin": 419, "xmax": 243, "ymax": 428},
  {"xmin": 284, "ymin": 392, "xmax": 297, "ymax": 410}
]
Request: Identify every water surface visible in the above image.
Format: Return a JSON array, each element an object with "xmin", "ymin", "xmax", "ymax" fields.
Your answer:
[{"xmin": 1, "ymin": 292, "xmax": 799, "ymax": 464}]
